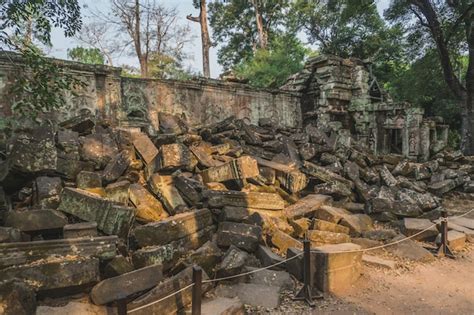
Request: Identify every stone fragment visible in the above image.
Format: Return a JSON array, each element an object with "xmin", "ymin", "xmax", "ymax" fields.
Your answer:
[
  {"xmin": 132, "ymin": 226, "xmax": 214, "ymax": 270},
  {"xmin": 270, "ymin": 229, "xmax": 302, "ymax": 253},
  {"xmin": 204, "ymin": 190, "xmax": 285, "ymax": 210},
  {"xmin": 158, "ymin": 112, "xmax": 187, "ymax": 134},
  {"xmin": 34, "ymin": 176, "xmax": 62, "ymax": 208},
  {"xmin": 103, "ymin": 256, "xmax": 134, "ymax": 278},
  {"xmin": 435, "ymin": 230, "xmax": 466, "ymax": 251},
  {"xmin": 0, "ymin": 227, "xmax": 22, "ymax": 243},
  {"xmin": 339, "ymin": 213, "xmax": 373, "ymax": 236},
  {"xmin": 303, "ymin": 161, "xmax": 354, "ymax": 189},
  {"xmin": 134, "ymin": 209, "xmax": 212, "ymax": 247},
  {"xmin": 57, "ymin": 155, "xmax": 95, "ymax": 180},
  {"xmin": 4, "ymin": 209, "xmax": 67, "ymax": 232},
  {"xmin": 60, "ymin": 112, "xmax": 95, "ymax": 134},
  {"xmin": 0, "ymin": 236, "xmax": 117, "ymax": 268},
  {"xmin": 155, "ymin": 143, "xmax": 196, "ymax": 171},
  {"xmin": 283, "ymin": 194, "xmax": 331, "ymax": 219},
  {"xmin": 245, "ymin": 267, "xmax": 292, "ymax": 291},
  {"xmin": 58, "ymin": 188, "xmax": 134, "ymax": 236},
  {"xmin": 256, "ymin": 245, "xmax": 284, "ymax": 269},
  {"xmin": 315, "ymin": 205, "xmax": 350, "ymax": 223},
  {"xmin": 447, "ymin": 223, "xmax": 474, "ymax": 242},
  {"xmin": 8, "ymin": 126, "xmax": 58, "ymax": 173},
  {"xmin": 174, "ymin": 174, "xmax": 204, "ymax": 206},
  {"xmin": 63, "ymin": 222, "xmax": 98, "ymax": 238},
  {"xmin": 285, "ymin": 247, "xmax": 304, "ymax": 281},
  {"xmin": 132, "ymin": 132, "xmax": 159, "ymax": 165},
  {"xmin": 148, "ymin": 174, "xmax": 187, "ymax": 213},
  {"xmin": 312, "ymin": 243, "xmax": 362, "ymax": 293},
  {"xmin": 217, "ymin": 222, "xmax": 262, "ymax": 252},
  {"xmin": 105, "ymin": 180, "xmax": 130, "ymax": 204},
  {"xmin": 362, "ymin": 229, "xmax": 397, "ymax": 241},
  {"xmin": 0, "ymin": 280, "xmax": 36, "ymax": 315},
  {"xmin": 0, "ymin": 257, "xmax": 99, "ymax": 292},
  {"xmin": 76, "ymin": 171, "xmax": 102, "ymax": 189},
  {"xmin": 307, "ymin": 229, "xmax": 351, "ymax": 246},
  {"xmin": 219, "ymin": 206, "xmax": 251, "ymax": 222},
  {"xmin": 313, "ymin": 219, "xmax": 350, "ymax": 234},
  {"xmin": 91, "ymin": 264, "xmax": 163, "ymax": 305},
  {"xmin": 80, "ymin": 132, "xmax": 118, "ymax": 168},
  {"xmin": 362, "ymin": 255, "xmax": 396, "ymax": 269},
  {"xmin": 201, "ymin": 156, "xmax": 259, "ymax": 183},
  {"xmin": 386, "ymin": 235, "xmax": 434, "ymax": 262},
  {"xmin": 313, "ymin": 181, "xmax": 353, "ymax": 198},
  {"xmin": 428, "ymin": 179, "xmax": 458, "ymax": 195},
  {"xmin": 102, "ymin": 150, "xmax": 130, "ymax": 183},
  {"xmin": 449, "ymin": 217, "xmax": 474, "ymax": 230},
  {"xmin": 189, "ymin": 144, "xmax": 219, "ymax": 168},
  {"xmin": 245, "ymin": 211, "xmax": 292, "ymax": 234},
  {"xmin": 129, "ymin": 183, "xmax": 168, "ymax": 221},
  {"xmin": 200, "ymin": 297, "xmax": 244, "ymax": 315},
  {"xmin": 187, "ymin": 241, "xmax": 223, "ymax": 277},
  {"xmin": 379, "ymin": 165, "xmax": 398, "ymax": 187},
  {"xmin": 128, "ymin": 266, "xmax": 212, "ymax": 315},
  {"xmin": 392, "ymin": 200, "xmax": 423, "ymax": 217},
  {"xmin": 288, "ymin": 217, "xmax": 311, "ymax": 238},
  {"xmin": 216, "ymin": 245, "xmax": 249, "ymax": 278},
  {"xmin": 255, "ymin": 157, "xmax": 308, "ymax": 193},
  {"xmin": 402, "ymin": 218, "xmax": 438, "ymax": 241}
]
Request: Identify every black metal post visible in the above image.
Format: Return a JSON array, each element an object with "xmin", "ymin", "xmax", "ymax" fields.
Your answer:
[
  {"xmin": 117, "ymin": 299, "xmax": 127, "ymax": 315},
  {"xmin": 192, "ymin": 265, "xmax": 202, "ymax": 315},
  {"xmin": 437, "ymin": 210, "xmax": 455, "ymax": 259},
  {"xmin": 293, "ymin": 236, "xmax": 322, "ymax": 306}
]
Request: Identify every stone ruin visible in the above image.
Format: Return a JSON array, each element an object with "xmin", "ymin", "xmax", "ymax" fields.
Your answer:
[
  {"xmin": 282, "ymin": 55, "xmax": 449, "ymax": 160},
  {"xmin": 0, "ymin": 53, "xmax": 472, "ymax": 314}
]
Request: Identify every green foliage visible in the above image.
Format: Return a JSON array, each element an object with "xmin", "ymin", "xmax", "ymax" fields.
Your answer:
[
  {"xmin": 67, "ymin": 47, "xmax": 105, "ymax": 65},
  {"xmin": 208, "ymin": 0, "xmax": 290, "ymax": 70},
  {"xmin": 9, "ymin": 45, "xmax": 84, "ymax": 121},
  {"xmin": 0, "ymin": 0, "xmax": 81, "ymax": 46},
  {"xmin": 234, "ymin": 34, "xmax": 308, "ymax": 88}
]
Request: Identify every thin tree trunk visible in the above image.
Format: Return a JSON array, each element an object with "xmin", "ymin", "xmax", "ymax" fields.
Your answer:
[
  {"xmin": 200, "ymin": 0, "xmax": 211, "ymax": 78},
  {"xmin": 461, "ymin": 10, "xmax": 474, "ymax": 155},
  {"xmin": 187, "ymin": 0, "xmax": 211, "ymax": 78},
  {"xmin": 134, "ymin": 0, "xmax": 147, "ymax": 77},
  {"xmin": 252, "ymin": 0, "xmax": 268, "ymax": 49}
]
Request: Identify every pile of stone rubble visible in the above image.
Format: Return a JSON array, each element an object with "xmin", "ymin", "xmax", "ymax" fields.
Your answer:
[{"xmin": 0, "ymin": 112, "xmax": 473, "ymax": 314}]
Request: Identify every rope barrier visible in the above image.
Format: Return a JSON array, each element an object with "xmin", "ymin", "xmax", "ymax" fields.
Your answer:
[
  {"xmin": 449, "ymin": 208, "xmax": 474, "ymax": 219},
  {"xmin": 127, "ymin": 283, "xmax": 195, "ymax": 314},
  {"xmin": 202, "ymin": 252, "xmax": 304, "ymax": 283},
  {"xmin": 311, "ymin": 222, "xmax": 440, "ymax": 254},
  {"xmin": 125, "ymin": 208, "xmax": 474, "ymax": 313}
]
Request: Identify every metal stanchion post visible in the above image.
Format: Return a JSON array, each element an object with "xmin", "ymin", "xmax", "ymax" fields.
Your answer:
[
  {"xmin": 117, "ymin": 299, "xmax": 127, "ymax": 315},
  {"xmin": 437, "ymin": 210, "xmax": 455, "ymax": 259},
  {"xmin": 293, "ymin": 236, "xmax": 322, "ymax": 306},
  {"xmin": 192, "ymin": 265, "xmax": 202, "ymax": 315}
]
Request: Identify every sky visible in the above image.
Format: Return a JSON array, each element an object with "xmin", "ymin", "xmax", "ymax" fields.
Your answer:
[{"xmin": 48, "ymin": 0, "xmax": 391, "ymax": 78}]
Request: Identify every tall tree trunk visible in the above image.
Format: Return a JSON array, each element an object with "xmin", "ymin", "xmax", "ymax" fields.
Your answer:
[
  {"xmin": 134, "ymin": 0, "xmax": 147, "ymax": 77},
  {"xmin": 187, "ymin": 0, "xmax": 211, "ymax": 78},
  {"xmin": 200, "ymin": 0, "xmax": 211, "ymax": 78},
  {"xmin": 252, "ymin": 0, "xmax": 268, "ymax": 49},
  {"xmin": 461, "ymin": 9, "xmax": 474, "ymax": 154}
]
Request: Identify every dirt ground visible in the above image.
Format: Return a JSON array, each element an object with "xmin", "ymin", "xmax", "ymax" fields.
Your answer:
[{"xmin": 276, "ymin": 196, "xmax": 474, "ymax": 315}]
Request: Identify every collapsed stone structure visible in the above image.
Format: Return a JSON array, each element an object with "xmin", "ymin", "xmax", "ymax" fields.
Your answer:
[
  {"xmin": 0, "ymin": 53, "xmax": 472, "ymax": 314},
  {"xmin": 0, "ymin": 52, "xmax": 448, "ymax": 160},
  {"xmin": 282, "ymin": 55, "xmax": 449, "ymax": 160}
]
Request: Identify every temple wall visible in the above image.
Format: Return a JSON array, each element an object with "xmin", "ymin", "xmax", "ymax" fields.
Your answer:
[{"xmin": 0, "ymin": 53, "xmax": 301, "ymax": 133}]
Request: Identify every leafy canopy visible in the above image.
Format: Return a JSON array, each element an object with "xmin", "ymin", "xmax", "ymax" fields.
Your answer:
[{"xmin": 67, "ymin": 46, "xmax": 105, "ymax": 65}]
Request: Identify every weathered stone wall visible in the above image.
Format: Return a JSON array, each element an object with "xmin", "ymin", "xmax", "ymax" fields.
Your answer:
[{"xmin": 0, "ymin": 52, "xmax": 301, "ymax": 133}]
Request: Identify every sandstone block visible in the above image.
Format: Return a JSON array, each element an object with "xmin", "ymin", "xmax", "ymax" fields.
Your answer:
[
  {"xmin": 217, "ymin": 222, "xmax": 262, "ymax": 252},
  {"xmin": 129, "ymin": 183, "xmax": 168, "ymax": 222}
]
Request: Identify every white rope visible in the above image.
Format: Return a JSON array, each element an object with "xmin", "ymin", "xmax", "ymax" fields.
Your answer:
[
  {"xmin": 127, "ymin": 283, "xmax": 195, "ymax": 314},
  {"xmin": 202, "ymin": 252, "xmax": 304, "ymax": 283},
  {"xmin": 449, "ymin": 208, "xmax": 474, "ymax": 219},
  {"xmin": 126, "ymin": 208, "xmax": 474, "ymax": 313},
  {"xmin": 310, "ymin": 223, "xmax": 440, "ymax": 254}
]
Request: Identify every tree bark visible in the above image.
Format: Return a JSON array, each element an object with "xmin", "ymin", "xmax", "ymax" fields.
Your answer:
[
  {"xmin": 462, "ymin": 7, "xmax": 474, "ymax": 154},
  {"xmin": 133, "ymin": 0, "xmax": 148, "ymax": 78},
  {"xmin": 187, "ymin": 0, "xmax": 211, "ymax": 78},
  {"xmin": 252, "ymin": 0, "xmax": 268, "ymax": 49}
]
